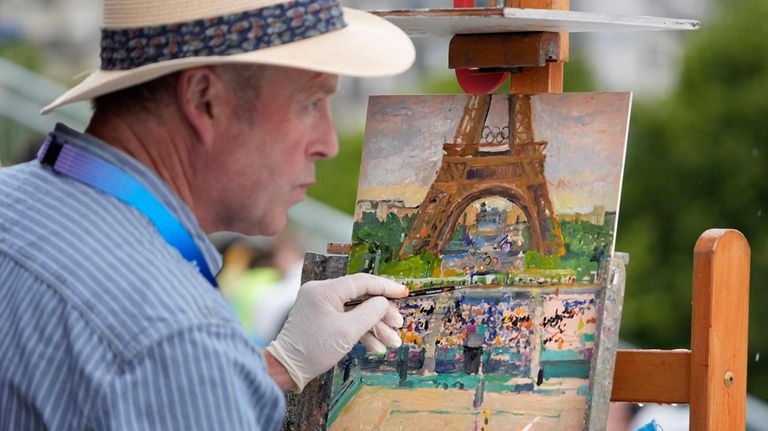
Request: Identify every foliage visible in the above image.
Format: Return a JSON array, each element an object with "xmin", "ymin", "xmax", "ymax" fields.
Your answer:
[
  {"xmin": 615, "ymin": 0, "xmax": 768, "ymax": 400},
  {"xmin": 562, "ymin": 52, "xmax": 596, "ymax": 93},
  {"xmin": 347, "ymin": 243, "xmax": 369, "ymax": 275},
  {"xmin": 556, "ymin": 220, "xmax": 610, "ymax": 278},
  {"xmin": 0, "ymin": 40, "xmax": 44, "ymax": 71},
  {"xmin": 561, "ymin": 220, "xmax": 611, "ymax": 255},
  {"xmin": 348, "ymin": 211, "xmax": 440, "ymax": 277},
  {"xmin": 524, "ymin": 251, "xmax": 560, "ymax": 270},
  {"xmin": 379, "ymin": 251, "xmax": 440, "ymax": 278},
  {"xmin": 351, "ymin": 212, "xmax": 412, "ymax": 262},
  {"xmin": 0, "ymin": 41, "xmax": 46, "ymax": 165}
]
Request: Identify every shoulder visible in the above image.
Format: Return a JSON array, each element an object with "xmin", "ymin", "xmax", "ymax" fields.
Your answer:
[
  {"xmin": 0, "ymin": 162, "xmax": 236, "ymax": 358},
  {"xmin": 0, "ymin": 161, "xmax": 156, "ymax": 261}
]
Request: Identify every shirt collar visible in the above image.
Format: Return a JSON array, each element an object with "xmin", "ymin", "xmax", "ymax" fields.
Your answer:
[{"xmin": 52, "ymin": 123, "xmax": 223, "ymax": 278}]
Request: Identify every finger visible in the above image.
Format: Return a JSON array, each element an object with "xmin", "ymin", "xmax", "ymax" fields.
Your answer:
[
  {"xmin": 371, "ymin": 321, "xmax": 402, "ymax": 347},
  {"xmin": 360, "ymin": 332, "xmax": 387, "ymax": 353},
  {"xmin": 344, "ymin": 296, "xmax": 390, "ymax": 333},
  {"xmin": 381, "ymin": 302, "xmax": 404, "ymax": 328},
  {"xmin": 338, "ymin": 273, "xmax": 408, "ymax": 303}
]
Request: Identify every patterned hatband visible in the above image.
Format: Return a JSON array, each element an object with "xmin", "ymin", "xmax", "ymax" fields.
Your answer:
[{"xmin": 100, "ymin": 0, "xmax": 346, "ymax": 71}]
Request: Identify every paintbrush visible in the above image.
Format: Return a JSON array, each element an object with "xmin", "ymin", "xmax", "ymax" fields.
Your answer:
[{"xmin": 343, "ymin": 283, "xmax": 479, "ymax": 307}]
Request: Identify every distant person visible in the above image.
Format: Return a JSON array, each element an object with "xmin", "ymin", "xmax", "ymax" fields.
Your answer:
[
  {"xmin": 464, "ymin": 318, "xmax": 484, "ymax": 374},
  {"xmin": 397, "ymin": 343, "xmax": 410, "ymax": 386}
]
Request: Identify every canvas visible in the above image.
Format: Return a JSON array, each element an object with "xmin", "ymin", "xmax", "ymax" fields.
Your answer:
[{"xmin": 329, "ymin": 93, "xmax": 631, "ymax": 430}]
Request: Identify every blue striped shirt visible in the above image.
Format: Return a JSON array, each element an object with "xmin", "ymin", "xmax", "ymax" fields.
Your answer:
[{"xmin": 0, "ymin": 124, "xmax": 285, "ymax": 430}]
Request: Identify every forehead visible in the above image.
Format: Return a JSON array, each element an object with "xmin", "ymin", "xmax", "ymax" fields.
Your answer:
[{"xmin": 261, "ymin": 66, "xmax": 339, "ymax": 97}]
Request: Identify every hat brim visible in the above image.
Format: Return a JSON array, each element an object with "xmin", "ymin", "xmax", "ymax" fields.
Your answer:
[{"xmin": 42, "ymin": 8, "xmax": 414, "ymax": 114}]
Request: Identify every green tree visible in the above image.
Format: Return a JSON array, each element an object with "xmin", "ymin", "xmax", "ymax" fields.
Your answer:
[
  {"xmin": 0, "ymin": 41, "xmax": 46, "ymax": 165},
  {"xmin": 617, "ymin": 0, "xmax": 768, "ymax": 400},
  {"xmin": 0, "ymin": 40, "xmax": 44, "ymax": 70},
  {"xmin": 351, "ymin": 212, "xmax": 409, "ymax": 265}
]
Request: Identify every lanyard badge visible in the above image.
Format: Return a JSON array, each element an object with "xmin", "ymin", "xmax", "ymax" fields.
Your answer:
[{"xmin": 37, "ymin": 133, "xmax": 219, "ymax": 288}]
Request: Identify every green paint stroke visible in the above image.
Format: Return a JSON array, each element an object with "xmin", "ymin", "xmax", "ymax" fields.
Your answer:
[
  {"xmin": 327, "ymin": 378, "xmax": 363, "ymax": 426},
  {"xmin": 541, "ymin": 360, "xmax": 591, "ymax": 378},
  {"xmin": 540, "ymin": 349, "xmax": 583, "ymax": 361}
]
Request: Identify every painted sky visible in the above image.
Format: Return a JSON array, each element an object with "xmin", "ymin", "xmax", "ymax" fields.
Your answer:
[{"xmin": 357, "ymin": 93, "xmax": 631, "ymax": 214}]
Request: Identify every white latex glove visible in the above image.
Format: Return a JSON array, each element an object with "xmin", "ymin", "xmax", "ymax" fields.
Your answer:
[{"xmin": 266, "ymin": 273, "xmax": 408, "ymax": 391}]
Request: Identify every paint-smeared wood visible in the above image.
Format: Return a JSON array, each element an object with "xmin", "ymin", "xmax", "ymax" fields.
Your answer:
[
  {"xmin": 611, "ymin": 349, "xmax": 691, "ymax": 403},
  {"xmin": 281, "ymin": 371, "xmax": 334, "ymax": 431},
  {"xmin": 449, "ymin": 32, "xmax": 560, "ymax": 69},
  {"xmin": 283, "ymin": 253, "xmax": 350, "ymax": 431},
  {"xmin": 690, "ymin": 229, "xmax": 750, "ymax": 430},
  {"xmin": 301, "ymin": 253, "xmax": 348, "ymax": 286},
  {"xmin": 326, "ymin": 242, "xmax": 351, "ymax": 256},
  {"xmin": 370, "ymin": 8, "xmax": 699, "ymax": 37},
  {"xmin": 587, "ymin": 254, "xmax": 628, "ymax": 430},
  {"xmin": 505, "ymin": 0, "xmax": 568, "ymax": 9}
]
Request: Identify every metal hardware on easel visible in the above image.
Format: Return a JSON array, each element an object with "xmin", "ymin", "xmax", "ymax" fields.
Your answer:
[{"xmin": 724, "ymin": 371, "xmax": 735, "ymax": 388}]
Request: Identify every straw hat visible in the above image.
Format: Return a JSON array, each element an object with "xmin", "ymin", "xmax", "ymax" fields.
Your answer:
[{"xmin": 42, "ymin": 0, "xmax": 415, "ymax": 113}]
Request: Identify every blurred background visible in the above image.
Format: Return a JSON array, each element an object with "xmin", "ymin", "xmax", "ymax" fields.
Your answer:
[{"xmin": 1, "ymin": 0, "xmax": 766, "ymax": 428}]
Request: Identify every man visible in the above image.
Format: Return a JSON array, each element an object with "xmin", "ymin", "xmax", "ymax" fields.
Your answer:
[{"xmin": 0, "ymin": 0, "xmax": 415, "ymax": 429}]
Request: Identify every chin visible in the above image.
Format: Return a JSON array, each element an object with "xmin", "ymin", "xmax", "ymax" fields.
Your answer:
[
  {"xmin": 254, "ymin": 213, "xmax": 289, "ymax": 237},
  {"xmin": 258, "ymin": 224, "xmax": 285, "ymax": 237},
  {"xmin": 221, "ymin": 205, "xmax": 291, "ymax": 236},
  {"xmin": 230, "ymin": 222, "xmax": 283, "ymax": 237}
]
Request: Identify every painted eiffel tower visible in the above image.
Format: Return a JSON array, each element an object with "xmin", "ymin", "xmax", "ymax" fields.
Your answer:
[{"xmin": 399, "ymin": 94, "xmax": 565, "ymax": 258}]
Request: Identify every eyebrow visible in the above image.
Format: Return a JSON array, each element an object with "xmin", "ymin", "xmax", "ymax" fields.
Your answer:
[{"xmin": 301, "ymin": 73, "xmax": 339, "ymax": 96}]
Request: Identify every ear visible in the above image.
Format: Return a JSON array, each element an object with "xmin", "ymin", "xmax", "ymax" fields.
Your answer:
[{"xmin": 176, "ymin": 67, "xmax": 226, "ymax": 148}]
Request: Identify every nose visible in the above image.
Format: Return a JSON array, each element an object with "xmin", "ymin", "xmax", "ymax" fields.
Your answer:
[
  {"xmin": 311, "ymin": 105, "xmax": 339, "ymax": 160},
  {"xmin": 319, "ymin": 126, "xmax": 339, "ymax": 160}
]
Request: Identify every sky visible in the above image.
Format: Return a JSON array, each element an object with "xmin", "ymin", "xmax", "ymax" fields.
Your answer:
[{"xmin": 356, "ymin": 92, "xmax": 631, "ymax": 215}]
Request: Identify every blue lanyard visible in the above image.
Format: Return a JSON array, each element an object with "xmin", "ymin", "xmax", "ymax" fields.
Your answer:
[{"xmin": 37, "ymin": 133, "xmax": 219, "ymax": 288}]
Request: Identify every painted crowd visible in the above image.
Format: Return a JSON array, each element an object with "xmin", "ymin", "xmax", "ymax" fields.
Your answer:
[{"xmin": 350, "ymin": 290, "xmax": 598, "ymax": 386}]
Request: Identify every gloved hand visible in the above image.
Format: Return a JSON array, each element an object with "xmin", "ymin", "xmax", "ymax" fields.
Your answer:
[{"xmin": 266, "ymin": 273, "xmax": 408, "ymax": 391}]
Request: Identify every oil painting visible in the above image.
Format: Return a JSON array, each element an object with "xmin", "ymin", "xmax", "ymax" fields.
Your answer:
[{"xmin": 329, "ymin": 93, "xmax": 631, "ymax": 430}]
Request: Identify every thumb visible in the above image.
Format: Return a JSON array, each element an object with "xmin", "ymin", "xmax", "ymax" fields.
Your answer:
[{"xmin": 342, "ymin": 296, "xmax": 391, "ymax": 338}]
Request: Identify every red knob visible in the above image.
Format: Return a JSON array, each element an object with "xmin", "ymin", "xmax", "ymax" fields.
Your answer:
[
  {"xmin": 455, "ymin": 68, "xmax": 509, "ymax": 94},
  {"xmin": 453, "ymin": 0, "xmax": 475, "ymax": 8}
]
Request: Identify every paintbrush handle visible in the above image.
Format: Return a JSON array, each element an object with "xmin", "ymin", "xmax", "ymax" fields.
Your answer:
[{"xmin": 343, "ymin": 285, "xmax": 464, "ymax": 307}]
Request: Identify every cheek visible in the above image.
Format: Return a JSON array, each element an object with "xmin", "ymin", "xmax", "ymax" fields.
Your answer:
[
  {"xmin": 273, "ymin": 147, "xmax": 310, "ymax": 177},
  {"xmin": 230, "ymin": 156, "xmax": 263, "ymax": 188},
  {"xmin": 234, "ymin": 139, "xmax": 272, "ymax": 183}
]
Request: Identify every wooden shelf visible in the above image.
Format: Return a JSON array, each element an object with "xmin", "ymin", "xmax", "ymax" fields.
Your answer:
[{"xmin": 371, "ymin": 8, "xmax": 699, "ymax": 37}]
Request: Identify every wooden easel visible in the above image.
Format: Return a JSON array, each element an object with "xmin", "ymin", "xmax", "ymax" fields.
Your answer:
[
  {"xmin": 283, "ymin": 2, "xmax": 750, "ymax": 429},
  {"xmin": 448, "ymin": 1, "xmax": 752, "ymax": 429},
  {"xmin": 611, "ymin": 229, "xmax": 750, "ymax": 430}
]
